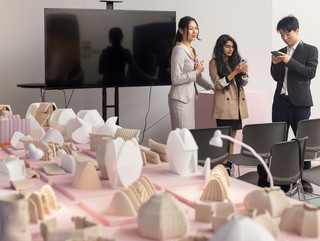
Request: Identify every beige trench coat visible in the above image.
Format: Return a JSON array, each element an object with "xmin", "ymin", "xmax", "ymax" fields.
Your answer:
[{"xmin": 209, "ymin": 59, "xmax": 249, "ymax": 120}]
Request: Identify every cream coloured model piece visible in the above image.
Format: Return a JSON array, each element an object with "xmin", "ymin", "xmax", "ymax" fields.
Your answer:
[
  {"xmin": 95, "ymin": 136, "xmax": 113, "ymax": 179},
  {"xmin": 27, "ymin": 184, "xmax": 58, "ymax": 224},
  {"xmin": 177, "ymin": 236, "xmax": 209, "ymax": 241},
  {"xmin": 26, "ymin": 102, "xmax": 57, "ymax": 126},
  {"xmin": 90, "ymin": 133, "xmax": 113, "ymax": 151},
  {"xmin": 28, "ymin": 114, "xmax": 46, "ymax": 140},
  {"xmin": 166, "ymin": 128, "xmax": 198, "ymax": 176},
  {"xmin": 137, "ymin": 192, "xmax": 190, "ymax": 240},
  {"xmin": 208, "ymin": 217, "xmax": 276, "ymax": 241},
  {"xmin": 60, "ymin": 154, "xmax": 77, "ymax": 174},
  {"xmin": 67, "ymin": 117, "xmax": 92, "ymax": 144},
  {"xmin": 243, "ymin": 187, "xmax": 291, "ymax": 218},
  {"xmin": 203, "ymin": 164, "xmax": 230, "ymax": 190},
  {"xmin": 200, "ymin": 177, "xmax": 228, "ymax": 201},
  {"xmin": 140, "ymin": 149, "xmax": 161, "ymax": 164},
  {"xmin": 253, "ymin": 211, "xmax": 279, "ymax": 239},
  {"xmin": 21, "ymin": 139, "xmax": 55, "ymax": 161},
  {"xmin": 107, "ymin": 174, "xmax": 156, "ymax": 216},
  {"xmin": 280, "ymin": 203, "xmax": 320, "ymax": 237},
  {"xmin": 0, "ymin": 104, "xmax": 13, "ymax": 116},
  {"xmin": 0, "ymin": 193, "xmax": 31, "ymax": 241},
  {"xmin": 115, "ymin": 127, "xmax": 140, "ymax": 141},
  {"xmin": 40, "ymin": 216, "xmax": 103, "ymax": 241},
  {"xmin": 72, "ymin": 162, "xmax": 102, "ymax": 190},
  {"xmin": 211, "ymin": 201, "xmax": 236, "ymax": 232},
  {"xmin": 105, "ymin": 137, "xmax": 143, "ymax": 189},
  {"xmin": 149, "ymin": 139, "xmax": 168, "ymax": 162}
]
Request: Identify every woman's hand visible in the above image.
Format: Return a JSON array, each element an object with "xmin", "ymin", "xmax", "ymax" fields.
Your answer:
[{"xmin": 195, "ymin": 61, "xmax": 205, "ymax": 75}]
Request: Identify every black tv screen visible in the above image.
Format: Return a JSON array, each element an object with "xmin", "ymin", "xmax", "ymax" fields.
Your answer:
[{"xmin": 44, "ymin": 8, "xmax": 176, "ymax": 89}]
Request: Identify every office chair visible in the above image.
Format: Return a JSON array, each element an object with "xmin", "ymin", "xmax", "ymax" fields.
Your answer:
[
  {"xmin": 296, "ymin": 118, "xmax": 320, "ymax": 160},
  {"xmin": 190, "ymin": 126, "xmax": 231, "ymax": 169},
  {"xmin": 228, "ymin": 122, "xmax": 287, "ymax": 176},
  {"xmin": 238, "ymin": 137, "xmax": 307, "ymax": 201}
]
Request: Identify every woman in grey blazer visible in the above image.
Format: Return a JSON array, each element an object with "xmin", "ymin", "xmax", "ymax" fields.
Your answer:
[{"xmin": 168, "ymin": 16, "xmax": 213, "ymax": 130}]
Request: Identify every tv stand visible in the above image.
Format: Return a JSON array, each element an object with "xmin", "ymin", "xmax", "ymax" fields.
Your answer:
[
  {"xmin": 99, "ymin": 0, "xmax": 123, "ymax": 10},
  {"xmin": 17, "ymin": 83, "xmax": 119, "ymax": 122}
]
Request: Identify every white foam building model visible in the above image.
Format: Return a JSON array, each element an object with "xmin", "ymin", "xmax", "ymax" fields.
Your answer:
[
  {"xmin": 49, "ymin": 108, "xmax": 77, "ymax": 136},
  {"xmin": 166, "ymin": 128, "xmax": 198, "ymax": 176},
  {"xmin": 105, "ymin": 137, "xmax": 143, "ymax": 189},
  {"xmin": 137, "ymin": 192, "xmax": 190, "ymax": 240}
]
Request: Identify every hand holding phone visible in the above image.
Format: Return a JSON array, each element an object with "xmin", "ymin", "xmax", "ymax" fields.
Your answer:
[
  {"xmin": 241, "ymin": 59, "xmax": 248, "ymax": 65},
  {"xmin": 271, "ymin": 51, "xmax": 281, "ymax": 57}
]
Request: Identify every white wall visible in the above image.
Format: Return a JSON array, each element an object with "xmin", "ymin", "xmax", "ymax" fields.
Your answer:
[{"xmin": 3, "ymin": 0, "xmax": 305, "ymax": 146}]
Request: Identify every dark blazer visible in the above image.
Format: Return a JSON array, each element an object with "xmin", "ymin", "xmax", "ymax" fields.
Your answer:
[{"xmin": 271, "ymin": 41, "xmax": 318, "ymax": 106}]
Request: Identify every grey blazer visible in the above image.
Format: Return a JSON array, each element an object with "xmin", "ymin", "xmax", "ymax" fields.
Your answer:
[
  {"xmin": 271, "ymin": 41, "xmax": 318, "ymax": 106},
  {"xmin": 168, "ymin": 42, "xmax": 213, "ymax": 104}
]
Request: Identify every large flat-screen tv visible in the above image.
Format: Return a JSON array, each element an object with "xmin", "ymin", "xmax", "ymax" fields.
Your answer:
[{"xmin": 44, "ymin": 8, "xmax": 176, "ymax": 89}]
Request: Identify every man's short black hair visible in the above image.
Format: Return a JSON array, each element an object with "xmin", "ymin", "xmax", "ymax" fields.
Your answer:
[{"xmin": 277, "ymin": 15, "xmax": 299, "ymax": 32}]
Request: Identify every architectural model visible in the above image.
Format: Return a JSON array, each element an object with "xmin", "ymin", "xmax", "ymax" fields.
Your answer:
[
  {"xmin": 137, "ymin": 192, "xmax": 190, "ymax": 240},
  {"xmin": 166, "ymin": 128, "xmax": 198, "ymax": 176},
  {"xmin": 0, "ymin": 192, "xmax": 31, "ymax": 241},
  {"xmin": 280, "ymin": 203, "xmax": 320, "ymax": 237},
  {"xmin": 107, "ymin": 175, "xmax": 156, "ymax": 216},
  {"xmin": 0, "ymin": 104, "xmax": 13, "ymax": 116},
  {"xmin": 72, "ymin": 162, "xmax": 102, "ymax": 190},
  {"xmin": 149, "ymin": 138, "xmax": 168, "ymax": 162}
]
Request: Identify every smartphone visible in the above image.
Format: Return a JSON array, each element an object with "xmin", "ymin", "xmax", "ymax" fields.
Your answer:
[
  {"xmin": 271, "ymin": 51, "xmax": 281, "ymax": 57},
  {"xmin": 240, "ymin": 59, "xmax": 247, "ymax": 64}
]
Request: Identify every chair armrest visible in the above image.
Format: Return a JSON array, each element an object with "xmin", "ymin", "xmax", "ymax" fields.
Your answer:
[{"xmin": 305, "ymin": 146, "xmax": 320, "ymax": 152}]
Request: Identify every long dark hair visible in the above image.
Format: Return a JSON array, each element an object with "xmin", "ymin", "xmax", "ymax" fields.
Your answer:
[
  {"xmin": 173, "ymin": 16, "xmax": 200, "ymax": 45},
  {"xmin": 212, "ymin": 34, "xmax": 244, "ymax": 86}
]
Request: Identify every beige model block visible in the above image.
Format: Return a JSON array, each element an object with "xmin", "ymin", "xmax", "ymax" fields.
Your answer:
[
  {"xmin": 137, "ymin": 192, "xmax": 190, "ymax": 240},
  {"xmin": 140, "ymin": 149, "xmax": 161, "ymax": 164},
  {"xmin": 211, "ymin": 201, "xmax": 236, "ymax": 232},
  {"xmin": 0, "ymin": 104, "xmax": 13, "ymax": 116},
  {"xmin": 41, "ymin": 216, "xmax": 101, "ymax": 241},
  {"xmin": 254, "ymin": 211, "xmax": 280, "ymax": 239},
  {"xmin": 89, "ymin": 133, "xmax": 113, "ymax": 151},
  {"xmin": 0, "ymin": 193, "xmax": 31, "ymax": 241},
  {"xmin": 280, "ymin": 203, "xmax": 320, "ymax": 238},
  {"xmin": 149, "ymin": 139, "xmax": 168, "ymax": 162},
  {"xmin": 35, "ymin": 102, "xmax": 58, "ymax": 126},
  {"xmin": 203, "ymin": 164, "xmax": 230, "ymax": 190},
  {"xmin": 29, "ymin": 191, "xmax": 45, "ymax": 220},
  {"xmin": 177, "ymin": 236, "xmax": 209, "ymax": 241},
  {"xmin": 107, "ymin": 174, "xmax": 156, "ymax": 216},
  {"xmin": 244, "ymin": 187, "xmax": 291, "ymax": 218},
  {"xmin": 72, "ymin": 162, "xmax": 102, "ymax": 190},
  {"xmin": 194, "ymin": 201, "xmax": 214, "ymax": 223},
  {"xmin": 115, "ymin": 128, "xmax": 140, "ymax": 141},
  {"xmin": 107, "ymin": 191, "xmax": 137, "ymax": 216},
  {"xmin": 40, "ymin": 184, "xmax": 57, "ymax": 211},
  {"xmin": 28, "ymin": 198, "xmax": 38, "ymax": 224},
  {"xmin": 200, "ymin": 177, "xmax": 227, "ymax": 202}
]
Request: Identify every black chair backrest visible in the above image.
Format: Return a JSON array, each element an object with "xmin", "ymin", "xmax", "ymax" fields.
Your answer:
[
  {"xmin": 190, "ymin": 126, "xmax": 231, "ymax": 161},
  {"xmin": 296, "ymin": 118, "xmax": 320, "ymax": 148},
  {"xmin": 241, "ymin": 122, "xmax": 287, "ymax": 154},
  {"xmin": 269, "ymin": 137, "xmax": 307, "ymax": 185}
]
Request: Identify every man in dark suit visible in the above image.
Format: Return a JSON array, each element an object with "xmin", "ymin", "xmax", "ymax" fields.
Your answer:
[{"xmin": 271, "ymin": 15, "xmax": 318, "ymax": 193}]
